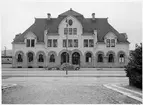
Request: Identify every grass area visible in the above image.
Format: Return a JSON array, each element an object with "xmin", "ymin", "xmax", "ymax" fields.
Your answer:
[{"xmin": 122, "ymin": 85, "xmax": 142, "ymax": 93}]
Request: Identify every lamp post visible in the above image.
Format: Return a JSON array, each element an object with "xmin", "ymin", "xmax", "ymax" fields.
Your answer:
[{"xmin": 65, "ymin": 19, "xmax": 68, "ymax": 75}]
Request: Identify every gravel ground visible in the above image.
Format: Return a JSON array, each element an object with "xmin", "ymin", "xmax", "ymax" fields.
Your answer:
[{"xmin": 2, "ymin": 77, "xmax": 141, "ymax": 104}]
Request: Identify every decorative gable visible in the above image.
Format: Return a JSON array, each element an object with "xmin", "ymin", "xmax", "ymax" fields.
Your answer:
[
  {"xmin": 58, "ymin": 15, "xmax": 83, "ymax": 35},
  {"xmin": 24, "ymin": 32, "xmax": 37, "ymax": 39},
  {"xmin": 104, "ymin": 32, "xmax": 117, "ymax": 43}
]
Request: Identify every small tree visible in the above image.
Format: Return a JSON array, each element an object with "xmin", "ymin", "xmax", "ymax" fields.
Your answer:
[{"xmin": 125, "ymin": 43, "xmax": 142, "ymax": 89}]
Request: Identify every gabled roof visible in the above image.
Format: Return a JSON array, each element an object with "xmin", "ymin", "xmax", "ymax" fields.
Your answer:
[
  {"xmin": 13, "ymin": 9, "xmax": 129, "ymax": 44},
  {"xmin": 58, "ymin": 8, "xmax": 83, "ymax": 17}
]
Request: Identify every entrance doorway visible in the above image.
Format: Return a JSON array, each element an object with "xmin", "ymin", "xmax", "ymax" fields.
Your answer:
[
  {"xmin": 72, "ymin": 52, "xmax": 80, "ymax": 65},
  {"xmin": 61, "ymin": 52, "xmax": 69, "ymax": 64}
]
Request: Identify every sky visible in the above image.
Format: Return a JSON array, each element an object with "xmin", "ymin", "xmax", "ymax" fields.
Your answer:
[{"xmin": 0, "ymin": 0, "xmax": 142, "ymax": 50}]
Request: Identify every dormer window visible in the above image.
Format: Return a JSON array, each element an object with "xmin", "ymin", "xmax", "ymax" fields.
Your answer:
[
  {"xmin": 26, "ymin": 39, "xmax": 35, "ymax": 47},
  {"xmin": 26, "ymin": 39, "xmax": 30, "ymax": 47},
  {"xmin": 106, "ymin": 39, "xmax": 115, "ymax": 47},
  {"xmin": 105, "ymin": 32, "xmax": 117, "ymax": 48},
  {"xmin": 106, "ymin": 39, "xmax": 110, "ymax": 47},
  {"xmin": 111, "ymin": 39, "xmax": 115, "ymax": 47}
]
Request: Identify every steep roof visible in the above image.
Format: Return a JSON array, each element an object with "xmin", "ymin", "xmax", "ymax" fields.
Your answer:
[
  {"xmin": 13, "ymin": 9, "xmax": 129, "ymax": 43},
  {"xmin": 58, "ymin": 8, "xmax": 83, "ymax": 17}
]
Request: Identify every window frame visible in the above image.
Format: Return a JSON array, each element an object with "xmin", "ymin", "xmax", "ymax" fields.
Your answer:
[
  {"xmin": 85, "ymin": 53, "xmax": 92, "ymax": 63},
  {"xmin": 73, "ymin": 28, "xmax": 77, "ymax": 35},
  {"xmin": 47, "ymin": 39, "xmax": 52, "ymax": 47},
  {"xmin": 69, "ymin": 28, "xmax": 72, "ymax": 35},
  {"xmin": 119, "ymin": 54, "xmax": 125, "ymax": 63},
  {"xmin": 97, "ymin": 54, "xmax": 103, "ymax": 63},
  {"xmin": 89, "ymin": 39, "xmax": 94, "ymax": 47},
  {"xmin": 49, "ymin": 54, "xmax": 55, "ymax": 63},
  {"xmin": 38, "ymin": 54, "xmax": 44, "ymax": 62},
  {"xmin": 31, "ymin": 39, "xmax": 35, "ymax": 47},
  {"xmin": 68, "ymin": 39, "xmax": 73, "ymax": 47},
  {"xmin": 74, "ymin": 39, "xmax": 78, "ymax": 47},
  {"xmin": 63, "ymin": 39, "xmax": 67, "ymax": 47},
  {"xmin": 64, "ymin": 28, "xmax": 68, "ymax": 35},
  {"xmin": 106, "ymin": 39, "xmax": 110, "ymax": 47},
  {"xmin": 17, "ymin": 54, "xmax": 23, "ymax": 62},
  {"xmin": 53, "ymin": 39, "xmax": 57, "ymax": 47},
  {"xmin": 26, "ymin": 39, "xmax": 30, "ymax": 47},
  {"xmin": 111, "ymin": 39, "xmax": 115, "ymax": 47},
  {"xmin": 108, "ymin": 54, "xmax": 114, "ymax": 63},
  {"xmin": 84, "ymin": 39, "xmax": 88, "ymax": 47},
  {"xmin": 28, "ymin": 52, "xmax": 34, "ymax": 62}
]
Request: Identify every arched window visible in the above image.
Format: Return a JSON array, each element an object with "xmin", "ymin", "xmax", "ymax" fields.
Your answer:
[
  {"xmin": 17, "ymin": 54, "xmax": 23, "ymax": 62},
  {"xmin": 28, "ymin": 52, "xmax": 34, "ymax": 62},
  {"xmin": 119, "ymin": 54, "xmax": 125, "ymax": 63},
  {"xmin": 97, "ymin": 54, "xmax": 103, "ymax": 62},
  {"xmin": 86, "ymin": 52, "xmax": 92, "ymax": 63},
  {"xmin": 50, "ymin": 54, "xmax": 55, "ymax": 62},
  {"xmin": 38, "ymin": 54, "xmax": 44, "ymax": 62},
  {"xmin": 108, "ymin": 54, "xmax": 114, "ymax": 62}
]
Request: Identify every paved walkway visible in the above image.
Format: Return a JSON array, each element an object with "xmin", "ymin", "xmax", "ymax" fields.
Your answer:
[
  {"xmin": 2, "ymin": 68, "xmax": 126, "ymax": 77},
  {"xmin": 2, "ymin": 70, "xmax": 126, "ymax": 77},
  {"xmin": 2, "ymin": 77, "xmax": 141, "ymax": 104},
  {"xmin": 104, "ymin": 84, "xmax": 142, "ymax": 103}
]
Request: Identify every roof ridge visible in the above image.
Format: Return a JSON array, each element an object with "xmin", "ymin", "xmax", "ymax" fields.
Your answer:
[{"xmin": 58, "ymin": 9, "xmax": 83, "ymax": 17}]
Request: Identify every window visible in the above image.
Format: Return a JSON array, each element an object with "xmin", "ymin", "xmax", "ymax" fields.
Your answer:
[
  {"xmin": 74, "ymin": 39, "xmax": 78, "ymax": 47},
  {"xmin": 89, "ymin": 39, "xmax": 94, "ymax": 47},
  {"xmin": 50, "ymin": 54, "xmax": 55, "ymax": 62},
  {"xmin": 86, "ymin": 53, "xmax": 92, "ymax": 63},
  {"xmin": 17, "ymin": 54, "xmax": 23, "ymax": 62},
  {"xmin": 108, "ymin": 54, "xmax": 114, "ymax": 63},
  {"xmin": 38, "ymin": 54, "xmax": 44, "ymax": 62},
  {"xmin": 97, "ymin": 54, "xmax": 103, "ymax": 62},
  {"xmin": 84, "ymin": 39, "xmax": 88, "ymax": 47},
  {"xmin": 119, "ymin": 54, "xmax": 125, "ymax": 63},
  {"xmin": 64, "ymin": 28, "xmax": 77, "ymax": 35},
  {"xmin": 47, "ymin": 39, "xmax": 52, "ymax": 47},
  {"xmin": 28, "ymin": 52, "xmax": 34, "ymax": 62},
  {"xmin": 63, "ymin": 40, "xmax": 67, "ymax": 47},
  {"xmin": 68, "ymin": 39, "xmax": 73, "ymax": 47},
  {"xmin": 111, "ymin": 39, "xmax": 115, "ymax": 47},
  {"xmin": 73, "ymin": 28, "xmax": 77, "ymax": 35},
  {"xmin": 64, "ymin": 28, "xmax": 68, "ymax": 35},
  {"xmin": 26, "ymin": 39, "xmax": 30, "ymax": 47},
  {"xmin": 26, "ymin": 39, "xmax": 35, "ymax": 47},
  {"xmin": 68, "ymin": 19, "xmax": 73, "ymax": 26},
  {"xmin": 106, "ymin": 39, "xmax": 110, "ymax": 47},
  {"xmin": 31, "ymin": 39, "xmax": 35, "ymax": 47},
  {"xmin": 53, "ymin": 39, "xmax": 57, "ymax": 47},
  {"xmin": 69, "ymin": 28, "xmax": 72, "ymax": 35}
]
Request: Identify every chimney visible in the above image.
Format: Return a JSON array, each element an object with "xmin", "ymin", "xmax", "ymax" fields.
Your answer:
[
  {"xmin": 47, "ymin": 13, "xmax": 51, "ymax": 20},
  {"xmin": 92, "ymin": 13, "xmax": 95, "ymax": 20}
]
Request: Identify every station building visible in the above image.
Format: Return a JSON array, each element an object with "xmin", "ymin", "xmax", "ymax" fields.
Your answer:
[{"xmin": 12, "ymin": 9, "xmax": 130, "ymax": 68}]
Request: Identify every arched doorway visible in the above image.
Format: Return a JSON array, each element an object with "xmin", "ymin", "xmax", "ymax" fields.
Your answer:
[
  {"xmin": 27, "ymin": 52, "xmax": 34, "ymax": 62},
  {"xmin": 61, "ymin": 52, "xmax": 69, "ymax": 64},
  {"xmin": 72, "ymin": 52, "xmax": 80, "ymax": 65}
]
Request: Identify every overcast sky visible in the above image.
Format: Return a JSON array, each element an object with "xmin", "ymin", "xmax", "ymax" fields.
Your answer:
[{"xmin": 1, "ymin": 0, "xmax": 142, "ymax": 50}]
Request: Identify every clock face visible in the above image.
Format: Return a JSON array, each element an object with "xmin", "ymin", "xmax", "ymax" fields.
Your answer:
[{"xmin": 68, "ymin": 19, "xmax": 73, "ymax": 26}]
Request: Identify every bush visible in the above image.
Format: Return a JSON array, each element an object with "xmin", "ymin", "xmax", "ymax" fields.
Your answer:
[{"xmin": 125, "ymin": 43, "xmax": 142, "ymax": 89}]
